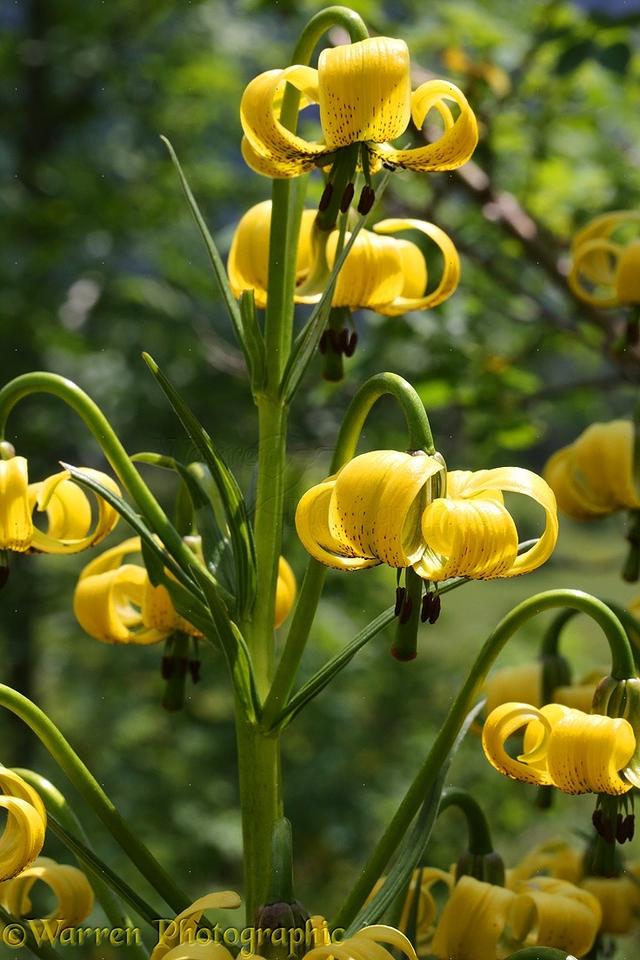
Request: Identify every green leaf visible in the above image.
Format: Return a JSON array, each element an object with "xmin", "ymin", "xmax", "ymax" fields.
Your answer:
[
  {"xmin": 345, "ymin": 700, "xmax": 483, "ymax": 932},
  {"xmin": 281, "ymin": 173, "xmax": 391, "ymax": 403},
  {"xmin": 142, "ymin": 353, "xmax": 257, "ymax": 618},
  {"xmin": 597, "ymin": 41, "xmax": 632, "ymax": 75},
  {"xmin": 139, "ymin": 537, "xmax": 215, "ymax": 638},
  {"xmin": 240, "ymin": 289, "xmax": 266, "ymax": 394},
  {"xmin": 161, "ymin": 136, "xmax": 260, "ymax": 371},
  {"xmin": 554, "ymin": 39, "xmax": 598, "ymax": 75}
]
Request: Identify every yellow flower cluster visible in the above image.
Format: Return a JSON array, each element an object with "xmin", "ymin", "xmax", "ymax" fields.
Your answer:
[{"xmin": 568, "ymin": 211, "xmax": 640, "ymax": 308}]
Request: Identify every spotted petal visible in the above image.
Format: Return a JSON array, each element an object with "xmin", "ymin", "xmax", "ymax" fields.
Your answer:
[{"xmin": 373, "ymin": 79, "xmax": 477, "ymax": 172}]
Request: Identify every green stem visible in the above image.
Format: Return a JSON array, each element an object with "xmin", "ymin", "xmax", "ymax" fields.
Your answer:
[
  {"xmin": 541, "ymin": 599, "xmax": 640, "ymax": 665},
  {"xmin": 268, "ymin": 818, "xmax": 294, "ymax": 903},
  {"xmin": 334, "ymin": 589, "xmax": 635, "ymax": 928},
  {"xmin": 0, "ymin": 684, "xmax": 190, "ymax": 915},
  {"xmin": 14, "ymin": 769, "xmax": 149, "ymax": 955},
  {"xmin": 438, "ymin": 788, "xmax": 493, "ymax": 856},
  {"xmin": 0, "ymin": 372, "xmax": 198, "ymax": 578},
  {"xmin": 235, "ymin": 718, "xmax": 282, "ymax": 923}
]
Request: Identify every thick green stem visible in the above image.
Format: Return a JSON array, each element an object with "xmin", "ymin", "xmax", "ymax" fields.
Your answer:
[
  {"xmin": 0, "ymin": 372, "xmax": 199, "ymax": 578},
  {"xmin": 235, "ymin": 718, "xmax": 282, "ymax": 922},
  {"xmin": 334, "ymin": 589, "xmax": 636, "ymax": 928},
  {"xmin": 0, "ymin": 684, "xmax": 190, "ymax": 915}
]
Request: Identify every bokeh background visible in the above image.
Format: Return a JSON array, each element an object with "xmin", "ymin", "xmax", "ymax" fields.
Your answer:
[{"xmin": 1, "ymin": 0, "xmax": 640, "ymax": 956}]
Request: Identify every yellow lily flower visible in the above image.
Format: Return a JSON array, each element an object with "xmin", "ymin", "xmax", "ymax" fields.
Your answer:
[
  {"xmin": 568, "ymin": 211, "xmax": 640, "ymax": 307},
  {"xmin": 0, "ymin": 856, "xmax": 94, "ymax": 931},
  {"xmin": 275, "ymin": 556, "xmax": 297, "ymax": 629},
  {"xmin": 240, "ymin": 36, "xmax": 478, "ymax": 179},
  {"xmin": 0, "ymin": 455, "xmax": 120, "ymax": 554},
  {"xmin": 0, "ymin": 770, "xmax": 47, "ymax": 881},
  {"xmin": 228, "ymin": 201, "xmax": 459, "ymax": 315},
  {"xmin": 482, "ymin": 701, "xmax": 638, "ymax": 795},
  {"xmin": 508, "ymin": 839, "xmax": 583, "ymax": 887},
  {"xmin": 296, "ymin": 455, "xmax": 557, "ymax": 580},
  {"xmin": 73, "ymin": 536, "xmax": 203, "ymax": 645},
  {"xmin": 150, "ymin": 891, "xmax": 242, "ymax": 960},
  {"xmin": 581, "ymin": 875, "xmax": 638, "ymax": 934},
  {"xmin": 430, "ymin": 873, "xmax": 600, "ymax": 960},
  {"xmin": 544, "ymin": 420, "xmax": 640, "ymax": 520},
  {"xmin": 369, "ymin": 867, "xmax": 454, "ymax": 953},
  {"xmin": 304, "ymin": 924, "xmax": 418, "ymax": 960},
  {"xmin": 295, "ymin": 450, "xmax": 445, "ymax": 571},
  {"xmin": 414, "ymin": 467, "xmax": 558, "ymax": 581}
]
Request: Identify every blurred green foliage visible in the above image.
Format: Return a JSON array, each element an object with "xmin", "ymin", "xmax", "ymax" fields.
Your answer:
[{"xmin": 1, "ymin": 0, "xmax": 640, "ymax": 956}]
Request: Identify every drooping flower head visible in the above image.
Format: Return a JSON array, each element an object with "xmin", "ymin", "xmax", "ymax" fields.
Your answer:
[
  {"xmin": 544, "ymin": 420, "xmax": 640, "ymax": 520},
  {"xmin": 241, "ymin": 37, "xmax": 478, "ymax": 180},
  {"xmin": 482, "ymin": 701, "xmax": 640, "ymax": 796},
  {"xmin": 0, "ymin": 455, "xmax": 120, "ymax": 554},
  {"xmin": 228, "ymin": 201, "xmax": 460, "ymax": 316},
  {"xmin": 568, "ymin": 211, "xmax": 640, "ymax": 308},
  {"xmin": 1, "ymin": 856, "xmax": 94, "ymax": 931},
  {"xmin": 0, "ymin": 770, "xmax": 47, "ymax": 881},
  {"xmin": 296, "ymin": 452, "xmax": 557, "ymax": 582}
]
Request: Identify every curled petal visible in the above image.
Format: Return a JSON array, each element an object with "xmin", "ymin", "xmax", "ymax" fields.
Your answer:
[
  {"xmin": 328, "ymin": 451, "xmax": 445, "ymax": 567},
  {"xmin": 306, "ymin": 925, "xmax": 418, "ymax": 960},
  {"xmin": 150, "ymin": 891, "xmax": 242, "ymax": 960},
  {"xmin": 73, "ymin": 562, "xmax": 157, "ymax": 645},
  {"xmin": 160, "ymin": 947, "xmax": 237, "ymax": 960},
  {"xmin": 542, "ymin": 709, "xmax": 635, "ymax": 795},
  {"xmin": 615, "ymin": 240, "xmax": 640, "ymax": 303},
  {"xmin": 430, "ymin": 875, "xmax": 516, "ymax": 960},
  {"xmin": 0, "ymin": 456, "xmax": 33, "ymax": 551},
  {"xmin": 295, "ymin": 478, "xmax": 380, "ymax": 571},
  {"xmin": 373, "ymin": 79, "xmax": 477, "ymax": 172},
  {"xmin": 29, "ymin": 468, "xmax": 120, "ymax": 555},
  {"xmin": 318, "ymin": 38, "xmax": 412, "ymax": 148},
  {"xmin": 582, "ymin": 876, "xmax": 636, "ymax": 935},
  {"xmin": 240, "ymin": 66, "xmax": 326, "ymax": 177},
  {"xmin": 510, "ymin": 876, "xmax": 601, "ymax": 956},
  {"xmin": 508, "ymin": 839, "xmax": 583, "ymax": 887},
  {"xmin": 373, "ymin": 219, "xmax": 460, "ymax": 315},
  {"xmin": 0, "ymin": 771, "xmax": 47, "ymax": 881},
  {"xmin": 571, "ymin": 420, "xmax": 640, "ymax": 512},
  {"xmin": 482, "ymin": 702, "xmax": 554, "ymax": 787},
  {"xmin": 327, "ymin": 230, "xmax": 405, "ymax": 309},
  {"xmin": 416, "ymin": 495, "xmax": 519, "ymax": 580},
  {"xmin": 567, "ymin": 238, "xmax": 622, "ymax": 307},
  {"xmin": 543, "ymin": 447, "xmax": 609, "ymax": 520},
  {"xmin": 2, "ymin": 857, "xmax": 95, "ymax": 929}
]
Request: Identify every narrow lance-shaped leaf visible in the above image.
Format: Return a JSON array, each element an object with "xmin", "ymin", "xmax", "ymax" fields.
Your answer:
[
  {"xmin": 142, "ymin": 354, "xmax": 257, "ymax": 619},
  {"xmin": 139, "ymin": 537, "xmax": 216, "ymax": 639},
  {"xmin": 240, "ymin": 289, "xmax": 266, "ymax": 394}
]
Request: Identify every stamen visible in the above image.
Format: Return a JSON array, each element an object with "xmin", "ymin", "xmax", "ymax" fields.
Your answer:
[
  {"xmin": 161, "ymin": 656, "xmax": 174, "ymax": 680},
  {"xmin": 318, "ymin": 182, "xmax": 333, "ymax": 213},
  {"xmin": 357, "ymin": 185, "xmax": 375, "ymax": 215},
  {"xmin": 420, "ymin": 592, "xmax": 433, "ymax": 623},
  {"xmin": 399, "ymin": 594, "xmax": 413, "ymax": 625},
  {"xmin": 428, "ymin": 594, "xmax": 442, "ymax": 624},
  {"xmin": 189, "ymin": 659, "xmax": 201, "ymax": 684},
  {"xmin": 394, "ymin": 586, "xmax": 406, "ymax": 616},
  {"xmin": 344, "ymin": 331, "xmax": 358, "ymax": 358},
  {"xmin": 339, "ymin": 182, "xmax": 355, "ymax": 213}
]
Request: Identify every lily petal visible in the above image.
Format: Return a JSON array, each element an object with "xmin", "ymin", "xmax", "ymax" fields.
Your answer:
[
  {"xmin": 511, "ymin": 877, "xmax": 601, "ymax": 956},
  {"xmin": 240, "ymin": 66, "xmax": 326, "ymax": 177},
  {"xmin": 0, "ymin": 771, "xmax": 47, "ymax": 882},
  {"xmin": 150, "ymin": 891, "xmax": 242, "ymax": 960},
  {"xmin": 29, "ymin": 468, "xmax": 120, "ymax": 555},
  {"xmin": 373, "ymin": 79, "xmax": 477, "ymax": 172},
  {"xmin": 482, "ymin": 702, "xmax": 554, "ymax": 787},
  {"xmin": 318, "ymin": 38, "xmax": 411, "ymax": 148},
  {"xmin": 0, "ymin": 456, "xmax": 33, "ymax": 551},
  {"xmin": 295, "ymin": 478, "xmax": 380, "ymax": 570},
  {"xmin": 373, "ymin": 219, "xmax": 460, "ymax": 315},
  {"xmin": 431, "ymin": 875, "xmax": 516, "ymax": 960},
  {"xmin": 327, "ymin": 230, "xmax": 405, "ymax": 309},
  {"xmin": 3, "ymin": 857, "xmax": 95, "ymax": 929}
]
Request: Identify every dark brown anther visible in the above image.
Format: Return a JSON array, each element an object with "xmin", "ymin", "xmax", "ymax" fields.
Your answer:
[
  {"xmin": 399, "ymin": 595, "xmax": 413, "ymax": 625},
  {"xmin": 0, "ymin": 566, "xmax": 9, "ymax": 590},
  {"xmin": 420, "ymin": 593, "xmax": 433, "ymax": 623},
  {"xmin": 344, "ymin": 331, "xmax": 358, "ymax": 357},
  {"xmin": 319, "ymin": 182, "xmax": 333, "ymax": 212},
  {"xmin": 338, "ymin": 328, "xmax": 350, "ymax": 354},
  {"xmin": 428, "ymin": 594, "xmax": 442, "ymax": 624},
  {"xmin": 339, "ymin": 182, "xmax": 355, "ymax": 213},
  {"xmin": 189, "ymin": 659, "xmax": 201, "ymax": 684},
  {"xmin": 394, "ymin": 586, "xmax": 406, "ymax": 617},
  {"xmin": 618, "ymin": 813, "xmax": 635, "ymax": 843},
  {"xmin": 175, "ymin": 656, "xmax": 189, "ymax": 678},
  {"xmin": 319, "ymin": 331, "xmax": 328, "ymax": 354},
  {"xmin": 357, "ymin": 184, "xmax": 375, "ymax": 215},
  {"xmin": 161, "ymin": 656, "xmax": 174, "ymax": 680}
]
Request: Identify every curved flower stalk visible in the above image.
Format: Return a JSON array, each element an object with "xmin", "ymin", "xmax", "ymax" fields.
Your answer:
[
  {"xmin": 0, "ymin": 856, "xmax": 94, "ymax": 931},
  {"xmin": 568, "ymin": 211, "xmax": 640, "ymax": 308},
  {"xmin": 150, "ymin": 891, "xmax": 243, "ymax": 960},
  {"xmin": 544, "ymin": 420, "xmax": 639, "ymax": 520},
  {"xmin": 228, "ymin": 201, "xmax": 460, "ymax": 315},
  {"xmin": 0, "ymin": 770, "xmax": 47, "ymax": 881},
  {"xmin": 0, "ymin": 454, "xmax": 120, "ymax": 554},
  {"xmin": 241, "ymin": 36, "xmax": 478, "ymax": 179},
  {"xmin": 482, "ymin": 702, "xmax": 639, "ymax": 795},
  {"xmin": 296, "ymin": 453, "xmax": 557, "ymax": 580},
  {"xmin": 73, "ymin": 537, "xmax": 203, "ymax": 645},
  {"xmin": 429, "ymin": 873, "xmax": 600, "ymax": 960}
]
